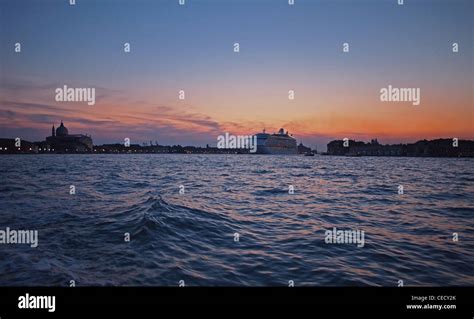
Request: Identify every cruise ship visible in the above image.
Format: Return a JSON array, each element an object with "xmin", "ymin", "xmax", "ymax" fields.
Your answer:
[{"xmin": 255, "ymin": 128, "xmax": 298, "ymax": 154}]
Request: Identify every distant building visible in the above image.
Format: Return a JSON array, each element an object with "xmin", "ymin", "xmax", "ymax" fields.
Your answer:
[
  {"xmin": 43, "ymin": 121, "xmax": 93, "ymax": 152},
  {"xmin": 327, "ymin": 138, "xmax": 474, "ymax": 157},
  {"xmin": 297, "ymin": 142, "xmax": 312, "ymax": 154}
]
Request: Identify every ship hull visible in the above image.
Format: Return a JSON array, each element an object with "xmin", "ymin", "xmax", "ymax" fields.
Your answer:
[{"xmin": 257, "ymin": 146, "xmax": 298, "ymax": 155}]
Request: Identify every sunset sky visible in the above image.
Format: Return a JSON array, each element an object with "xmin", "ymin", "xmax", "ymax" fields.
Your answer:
[{"xmin": 1, "ymin": 0, "xmax": 472, "ymax": 150}]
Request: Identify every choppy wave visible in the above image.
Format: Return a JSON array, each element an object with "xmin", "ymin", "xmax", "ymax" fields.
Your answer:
[{"xmin": 0, "ymin": 154, "xmax": 473, "ymax": 286}]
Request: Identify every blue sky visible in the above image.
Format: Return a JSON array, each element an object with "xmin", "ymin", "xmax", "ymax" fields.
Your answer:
[{"xmin": 1, "ymin": 0, "xmax": 472, "ymax": 149}]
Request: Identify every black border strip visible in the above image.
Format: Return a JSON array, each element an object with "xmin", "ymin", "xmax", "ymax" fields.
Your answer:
[{"xmin": 0, "ymin": 287, "xmax": 472, "ymax": 316}]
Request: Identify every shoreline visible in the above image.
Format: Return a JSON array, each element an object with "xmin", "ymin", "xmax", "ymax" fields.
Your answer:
[{"xmin": 1, "ymin": 153, "xmax": 473, "ymax": 158}]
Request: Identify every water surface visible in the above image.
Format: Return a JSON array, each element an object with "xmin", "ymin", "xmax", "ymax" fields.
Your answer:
[{"xmin": 1, "ymin": 154, "xmax": 473, "ymax": 286}]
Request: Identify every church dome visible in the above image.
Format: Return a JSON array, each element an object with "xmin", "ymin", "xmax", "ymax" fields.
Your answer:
[{"xmin": 56, "ymin": 121, "xmax": 69, "ymax": 136}]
